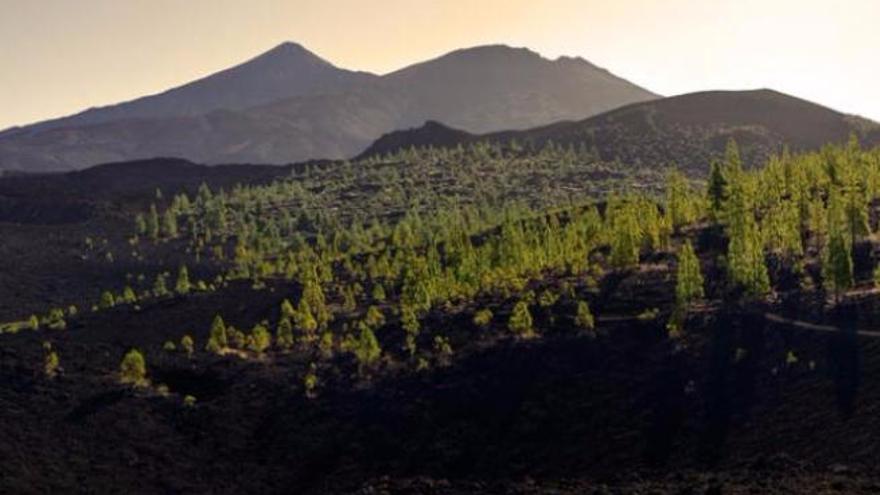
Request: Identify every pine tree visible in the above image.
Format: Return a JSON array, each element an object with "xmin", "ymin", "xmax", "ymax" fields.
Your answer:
[
  {"xmin": 43, "ymin": 342, "xmax": 60, "ymax": 378},
  {"xmin": 707, "ymin": 161, "xmax": 727, "ymax": 216},
  {"xmin": 675, "ymin": 241, "xmax": 705, "ymax": 308},
  {"xmin": 400, "ymin": 304, "xmax": 420, "ymax": 355},
  {"xmin": 163, "ymin": 209, "xmax": 178, "ymax": 238},
  {"xmin": 608, "ymin": 199, "xmax": 642, "ymax": 269},
  {"xmin": 843, "ymin": 174, "xmax": 870, "ymax": 247},
  {"xmin": 473, "ymin": 309, "xmax": 493, "ymax": 327},
  {"xmin": 99, "ymin": 291, "xmax": 115, "ymax": 309},
  {"xmin": 666, "ymin": 169, "xmax": 695, "ymax": 230},
  {"xmin": 119, "ymin": 348, "xmax": 147, "ymax": 386},
  {"xmin": 180, "ymin": 335, "xmax": 195, "ymax": 358},
  {"xmin": 276, "ymin": 317, "xmax": 295, "ymax": 350},
  {"xmin": 724, "ymin": 171, "xmax": 770, "ymax": 297},
  {"xmin": 364, "ymin": 305, "xmax": 385, "ymax": 328},
  {"xmin": 342, "ymin": 285, "xmax": 357, "ymax": 312},
  {"xmin": 354, "ymin": 323, "xmax": 382, "ymax": 371},
  {"xmin": 206, "ymin": 315, "xmax": 228, "ymax": 353},
  {"xmin": 122, "ymin": 286, "xmax": 138, "ymax": 304},
  {"xmin": 280, "ymin": 298, "xmax": 296, "ymax": 320},
  {"xmin": 147, "ymin": 203, "xmax": 160, "ymax": 241},
  {"xmin": 248, "ymin": 324, "xmax": 272, "ymax": 353},
  {"xmin": 575, "ymin": 300, "xmax": 595, "ymax": 333},
  {"xmin": 301, "ymin": 278, "xmax": 331, "ymax": 328},
  {"xmin": 153, "ymin": 273, "xmax": 169, "ymax": 297},
  {"xmin": 135, "ymin": 213, "xmax": 147, "ymax": 237},
  {"xmin": 371, "ymin": 282, "xmax": 386, "ymax": 302},
  {"xmin": 824, "ymin": 191, "xmax": 854, "ymax": 299},
  {"xmin": 508, "ymin": 300, "xmax": 535, "ymax": 338},
  {"xmin": 175, "ymin": 265, "xmax": 191, "ymax": 295},
  {"xmin": 295, "ymin": 299, "xmax": 318, "ymax": 340},
  {"xmin": 825, "ymin": 231, "xmax": 853, "ymax": 299}
]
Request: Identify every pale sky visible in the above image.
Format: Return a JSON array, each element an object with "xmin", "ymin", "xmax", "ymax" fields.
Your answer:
[{"xmin": 1, "ymin": 0, "xmax": 879, "ymax": 130}]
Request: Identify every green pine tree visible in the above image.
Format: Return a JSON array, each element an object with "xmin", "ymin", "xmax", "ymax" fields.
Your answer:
[
  {"xmin": 675, "ymin": 241, "xmax": 705, "ymax": 308},
  {"xmin": 119, "ymin": 348, "xmax": 147, "ymax": 386},
  {"xmin": 175, "ymin": 265, "xmax": 191, "ymax": 294},
  {"xmin": 508, "ymin": 300, "xmax": 535, "ymax": 338},
  {"xmin": 276, "ymin": 317, "xmax": 295, "ymax": 350},
  {"xmin": 206, "ymin": 315, "xmax": 228, "ymax": 353},
  {"xmin": 575, "ymin": 300, "xmax": 595, "ymax": 333}
]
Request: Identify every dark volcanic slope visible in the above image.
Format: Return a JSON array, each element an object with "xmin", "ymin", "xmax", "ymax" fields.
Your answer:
[
  {"xmin": 0, "ymin": 44, "xmax": 657, "ymax": 173},
  {"xmin": 362, "ymin": 89, "xmax": 880, "ymax": 171}
]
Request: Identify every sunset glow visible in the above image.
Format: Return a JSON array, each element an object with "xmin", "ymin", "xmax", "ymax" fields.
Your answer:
[{"xmin": 2, "ymin": 0, "xmax": 879, "ymax": 130}]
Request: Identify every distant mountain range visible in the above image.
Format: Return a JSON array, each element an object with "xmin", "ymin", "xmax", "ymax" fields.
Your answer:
[
  {"xmin": 0, "ymin": 42, "xmax": 657, "ymax": 172},
  {"xmin": 362, "ymin": 89, "xmax": 880, "ymax": 172}
]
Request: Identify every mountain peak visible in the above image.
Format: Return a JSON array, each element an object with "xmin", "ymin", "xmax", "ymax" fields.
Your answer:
[
  {"xmin": 249, "ymin": 41, "xmax": 333, "ymax": 68},
  {"xmin": 434, "ymin": 44, "xmax": 543, "ymax": 63}
]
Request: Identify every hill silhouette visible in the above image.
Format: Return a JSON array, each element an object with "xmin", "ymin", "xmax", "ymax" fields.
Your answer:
[{"xmin": 361, "ymin": 89, "xmax": 880, "ymax": 171}]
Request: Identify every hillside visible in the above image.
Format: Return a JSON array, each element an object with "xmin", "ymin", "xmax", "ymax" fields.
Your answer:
[
  {"xmin": 0, "ymin": 43, "xmax": 657, "ymax": 172},
  {"xmin": 4, "ymin": 143, "xmax": 880, "ymax": 493},
  {"xmin": 361, "ymin": 89, "xmax": 880, "ymax": 172}
]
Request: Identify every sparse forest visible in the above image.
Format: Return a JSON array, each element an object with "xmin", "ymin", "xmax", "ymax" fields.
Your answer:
[
  {"xmin": 4, "ymin": 136, "xmax": 880, "ymax": 493},
  {"xmin": 8, "ymin": 137, "xmax": 880, "ymax": 391}
]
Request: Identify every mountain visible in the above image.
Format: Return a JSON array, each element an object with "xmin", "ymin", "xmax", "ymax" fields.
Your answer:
[
  {"xmin": 6, "ymin": 42, "xmax": 378, "ymax": 135},
  {"xmin": 361, "ymin": 89, "xmax": 880, "ymax": 172},
  {"xmin": 0, "ymin": 43, "xmax": 658, "ymax": 172},
  {"xmin": 381, "ymin": 45, "xmax": 657, "ymax": 133}
]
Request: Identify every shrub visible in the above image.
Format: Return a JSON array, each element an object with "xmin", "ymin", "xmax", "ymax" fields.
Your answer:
[
  {"xmin": 45, "ymin": 309, "xmax": 66, "ymax": 330},
  {"xmin": 473, "ymin": 309, "xmax": 493, "ymax": 327},
  {"xmin": 433, "ymin": 335, "xmax": 453, "ymax": 366},
  {"xmin": 180, "ymin": 334, "xmax": 195, "ymax": 358},
  {"xmin": 637, "ymin": 308, "xmax": 660, "ymax": 321},
  {"xmin": 43, "ymin": 343, "xmax": 60, "ymax": 378},
  {"xmin": 303, "ymin": 363, "xmax": 319, "ymax": 398}
]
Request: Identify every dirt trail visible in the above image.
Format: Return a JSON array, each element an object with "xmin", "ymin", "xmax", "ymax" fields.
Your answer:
[{"xmin": 764, "ymin": 312, "xmax": 880, "ymax": 338}]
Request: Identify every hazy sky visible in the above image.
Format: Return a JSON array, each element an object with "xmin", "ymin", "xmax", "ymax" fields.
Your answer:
[{"xmin": 2, "ymin": 0, "xmax": 879, "ymax": 130}]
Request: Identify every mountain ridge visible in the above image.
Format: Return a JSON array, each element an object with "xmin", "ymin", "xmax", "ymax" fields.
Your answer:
[
  {"xmin": 359, "ymin": 89, "xmax": 880, "ymax": 172},
  {"xmin": 0, "ymin": 42, "xmax": 658, "ymax": 172},
  {"xmin": 3, "ymin": 42, "xmax": 379, "ymax": 137}
]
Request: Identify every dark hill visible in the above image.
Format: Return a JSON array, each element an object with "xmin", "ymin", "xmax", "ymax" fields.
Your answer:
[{"xmin": 361, "ymin": 89, "xmax": 880, "ymax": 172}]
